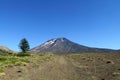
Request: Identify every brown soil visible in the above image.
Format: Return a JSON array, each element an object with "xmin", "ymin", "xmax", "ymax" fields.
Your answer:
[{"xmin": 0, "ymin": 53, "xmax": 120, "ymax": 80}]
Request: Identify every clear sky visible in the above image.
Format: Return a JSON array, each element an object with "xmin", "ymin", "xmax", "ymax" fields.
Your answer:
[{"xmin": 0, "ymin": 0, "xmax": 120, "ymax": 51}]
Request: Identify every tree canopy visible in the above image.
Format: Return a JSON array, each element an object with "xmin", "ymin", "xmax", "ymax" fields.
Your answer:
[{"xmin": 19, "ymin": 38, "xmax": 30, "ymax": 53}]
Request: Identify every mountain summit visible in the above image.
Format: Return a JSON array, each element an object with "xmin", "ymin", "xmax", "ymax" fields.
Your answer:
[{"xmin": 30, "ymin": 38, "xmax": 117, "ymax": 54}]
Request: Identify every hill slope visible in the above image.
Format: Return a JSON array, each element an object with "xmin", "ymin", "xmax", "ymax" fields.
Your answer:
[
  {"xmin": 0, "ymin": 46, "xmax": 16, "ymax": 53},
  {"xmin": 30, "ymin": 38, "xmax": 118, "ymax": 54},
  {"xmin": 1, "ymin": 53, "xmax": 120, "ymax": 80}
]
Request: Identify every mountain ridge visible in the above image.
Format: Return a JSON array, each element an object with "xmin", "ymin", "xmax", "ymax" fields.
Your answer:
[
  {"xmin": 0, "ymin": 46, "xmax": 17, "ymax": 53},
  {"xmin": 30, "ymin": 37, "xmax": 119, "ymax": 54}
]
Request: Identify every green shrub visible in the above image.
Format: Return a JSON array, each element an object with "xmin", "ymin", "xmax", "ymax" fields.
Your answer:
[
  {"xmin": 0, "ymin": 57, "xmax": 7, "ymax": 61},
  {"xmin": 0, "ymin": 68, "xmax": 4, "ymax": 73},
  {"xmin": 17, "ymin": 53, "xmax": 31, "ymax": 57}
]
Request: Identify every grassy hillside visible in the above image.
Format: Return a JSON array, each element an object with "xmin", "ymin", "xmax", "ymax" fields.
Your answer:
[
  {"xmin": 0, "ymin": 53, "xmax": 120, "ymax": 80},
  {"xmin": 0, "ymin": 46, "xmax": 17, "ymax": 53}
]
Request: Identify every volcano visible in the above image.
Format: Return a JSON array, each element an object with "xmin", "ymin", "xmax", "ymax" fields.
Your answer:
[{"xmin": 30, "ymin": 38, "xmax": 118, "ymax": 54}]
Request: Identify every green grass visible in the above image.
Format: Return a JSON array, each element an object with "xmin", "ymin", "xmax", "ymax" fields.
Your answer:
[
  {"xmin": 0, "ymin": 53, "xmax": 54, "ymax": 68},
  {"xmin": 0, "ymin": 68, "xmax": 4, "ymax": 73},
  {"xmin": 0, "ymin": 53, "xmax": 30, "ymax": 67},
  {"xmin": 16, "ymin": 53, "xmax": 31, "ymax": 57},
  {"xmin": 39, "ymin": 54, "xmax": 54, "ymax": 60}
]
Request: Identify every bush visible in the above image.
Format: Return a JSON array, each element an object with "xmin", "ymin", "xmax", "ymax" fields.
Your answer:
[
  {"xmin": 0, "ymin": 57, "xmax": 7, "ymax": 61},
  {"xmin": 0, "ymin": 68, "xmax": 4, "ymax": 73},
  {"xmin": 106, "ymin": 60, "xmax": 114, "ymax": 64},
  {"xmin": 17, "ymin": 53, "xmax": 31, "ymax": 57}
]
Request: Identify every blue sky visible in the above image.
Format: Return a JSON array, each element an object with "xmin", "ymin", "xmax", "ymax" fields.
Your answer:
[{"xmin": 0, "ymin": 0, "xmax": 120, "ymax": 51}]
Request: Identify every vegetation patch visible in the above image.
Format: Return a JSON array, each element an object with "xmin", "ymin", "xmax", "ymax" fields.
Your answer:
[
  {"xmin": 0, "ymin": 68, "xmax": 4, "ymax": 73},
  {"xmin": 0, "ymin": 53, "xmax": 119, "ymax": 80},
  {"xmin": 0, "ymin": 53, "xmax": 30, "ymax": 67},
  {"xmin": 106, "ymin": 60, "xmax": 114, "ymax": 64},
  {"xmin": 16, "ymin": 53, "xmax": 31, "ymax": 57},
  {"xmin": 39, "ymin": 54, "xmax": 54, "ymax": 60}
]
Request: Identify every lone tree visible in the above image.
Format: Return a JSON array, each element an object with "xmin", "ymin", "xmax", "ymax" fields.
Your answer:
[{"xmin": 19, "ymin": 38, "xmax": 30, "ymax": 53}]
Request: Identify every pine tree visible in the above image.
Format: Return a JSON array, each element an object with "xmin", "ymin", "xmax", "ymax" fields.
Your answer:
[{"xmin": 19, "ymin": 38, "xmax": 30, "ymax": 53}]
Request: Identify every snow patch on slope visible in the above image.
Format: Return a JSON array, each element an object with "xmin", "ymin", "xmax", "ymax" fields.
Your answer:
[{"xmin": 41, "ymin": 39, "xmax": 57, "ymax": 48}]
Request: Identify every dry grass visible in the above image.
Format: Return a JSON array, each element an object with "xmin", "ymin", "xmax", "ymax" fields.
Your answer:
[{"xmin": 0, "ymin": 53, "xmax": 120, "ymax": 80}]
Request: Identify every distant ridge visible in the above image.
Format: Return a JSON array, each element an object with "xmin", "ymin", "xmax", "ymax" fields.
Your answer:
[
  {"xmin": 0, "ymin": 46, "xmax": 16, "ymax": 53},
  {"xmin": 30, "ymin": 38, "xmax": 119, "ymax": 54}
]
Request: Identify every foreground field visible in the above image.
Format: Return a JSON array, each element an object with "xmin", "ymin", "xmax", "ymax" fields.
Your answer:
[{"xmin": 0, "ymin": 53, "xmax": 120, "ymax": 80}]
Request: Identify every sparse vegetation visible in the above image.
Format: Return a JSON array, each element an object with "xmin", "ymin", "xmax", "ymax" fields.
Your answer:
[
  {"xmin": 106, "ymin": 60, "xmax": 112, "ymax": 64},
  {"xmin": 0, "ymin": 53, "xmax": 29, "ymax": 67},
  {"xmin": 0, "ymin": 68, "xmax": 4, "ymax": 73},
  {"xmin": 0, "ymin": 53, "xmax": 120, "ymax": 80},
  {"xmin": 17, "ymin": 52, "xmax": 31, "ymax": 57}
]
